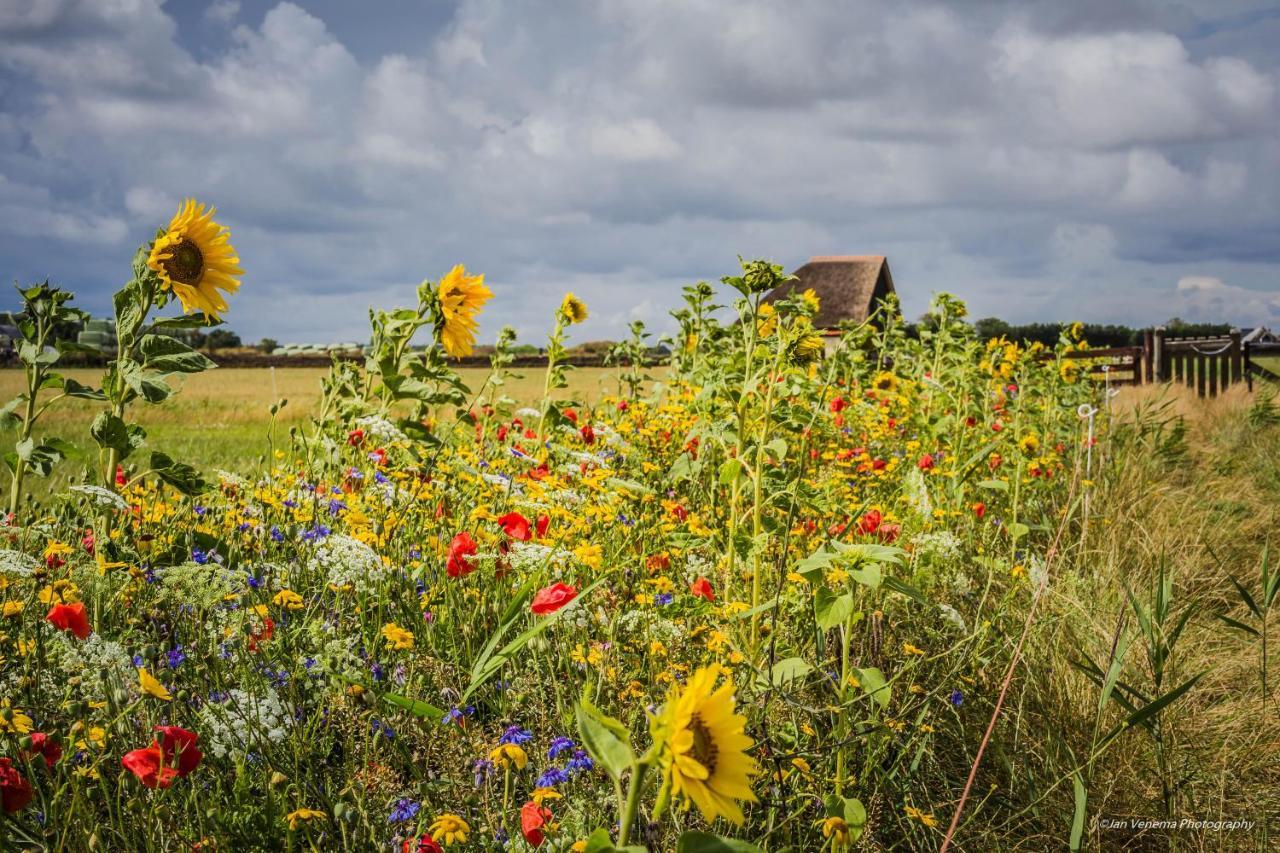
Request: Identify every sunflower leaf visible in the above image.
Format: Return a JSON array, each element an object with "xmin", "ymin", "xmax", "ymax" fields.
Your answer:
[{"xmin": 575, "ymin": 697, "xmax": 634, "ymax": 782}]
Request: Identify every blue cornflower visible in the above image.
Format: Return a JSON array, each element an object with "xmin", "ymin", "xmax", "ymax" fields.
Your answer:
[
  {"xmin": 328, "ymin": 498, "xmax": 347, "ymax": 516},
  {"xmin": 194, "ymin": 505, "xmax": 208, "ymax": 516},
  {"xmin": 655, "ymin": 592, "xmax": 673, "ymax": 606},
  {"xmin": 499, "ymin": 725, "xmax": 533, "ymax": 745},
  {"xmin": 949, "ymin": 688, "xmax": 964, "ymax": 707},
  {"xmin": 132, "ymin": 654, "xmax": 144, "ymax": 667},
  {"xmin": 547, "ymin": 736, "xmax": 575, "ymax": 759},
  {"xmin": 269, "ymin": 525, "xmax": 284, "ymax": 542},
  {"xmin": 166, "ymin": 646, "xmax": 186, "ymax": 669},
  {"xmin": 388, "ymin": 799, "xmax": 420, "ymax": 823},
  {"xmin": 300, "ymin": 524, "xmax": 331, "ymax": 542},
  {"xmin": 283, "ymin": 499, "xmax": 298, "ymax": 509},
  {"xmin": 567, "ymin": 749, "xmax": 594, "ymax": 773},
  {"xmin": 191, "ymin": 547, "xmax": 209, "ymax": 565},
  {"xmin": 374, "ymin": 471, "xmax": 389, "ymax": 485},
  {"xmin": 247, "ymin": 574, "xmax": 263, "ymax": 589},
  {"xmin": 473, "ymin": 758, "xmax": 495, "ymax": 786},
  {"xmin": 535, "ymin": 767, "xmax": 571, "ymax": 788}
]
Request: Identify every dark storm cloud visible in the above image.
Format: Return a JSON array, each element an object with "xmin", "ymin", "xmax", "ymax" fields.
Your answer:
[{"xmin": 0, "ymin": 0, "xmax": 1277, "ymax": 343}]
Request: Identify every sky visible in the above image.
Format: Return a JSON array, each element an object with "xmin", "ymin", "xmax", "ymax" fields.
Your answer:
[{"xmin": 2, "ymin": 0, "xmax": 1279, "ymax": 345}]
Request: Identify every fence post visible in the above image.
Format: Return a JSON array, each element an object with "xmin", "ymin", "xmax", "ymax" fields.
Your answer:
[
  {"xmin": 1153, "ymin": 327, "xmax": 1166, "ymax": 382},
  {"xmin": 1229, "ymin": 329, "xmax": 1243, "ymax": 387},
  {"xmin": 1142, "ymin": 329, "xmax": 1154, "ymax": 383}
]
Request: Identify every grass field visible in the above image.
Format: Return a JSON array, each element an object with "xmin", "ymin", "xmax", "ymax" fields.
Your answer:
[{"xmin": 0, "ymin": 365, "xmax": 634, "ymax": 491}]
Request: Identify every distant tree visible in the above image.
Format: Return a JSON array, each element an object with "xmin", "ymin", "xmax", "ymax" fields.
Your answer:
[
  {"xmin": 973, "ymin": 317, "xmax": 1011, "ymax": 340},
  {"xmin": 205, "ymin": 329, "xmax": 242, "ymax": 350},
  {"xmin": 257, "ymin": 337, "xmax": 279, "ymax": 353}
]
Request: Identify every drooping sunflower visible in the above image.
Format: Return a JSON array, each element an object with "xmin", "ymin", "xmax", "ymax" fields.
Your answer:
[
  {"xmin": 146, "ymin": 199, "xmax": 243, "ymax": 320},
  {"xmin": 559, "ymin": 293, "xmax": 588, "ymax": 325},
  {"xmin": 651, "ymin": 666, "xmax": 758, "ymax": 825},
  {"xmin": 436, "ymin": 264, "xmax": 492, "ymax": 358}
]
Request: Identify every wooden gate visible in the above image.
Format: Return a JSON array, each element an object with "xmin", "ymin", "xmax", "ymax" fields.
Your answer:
[{"xmin": 1151, "ymin": 329, "xmax": 1245, "ymax": 397}]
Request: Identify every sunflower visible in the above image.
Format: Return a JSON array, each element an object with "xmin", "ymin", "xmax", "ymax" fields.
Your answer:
[
  {"xmin": 436, "ymin": 264, "xmax": 492, "ymax": 357},
  {"xmin": 560, "ymin": 293, "xmax": 588, "ymax": 325},
  {"xmin": 650, "ymin": 666, "xmax": 758, "ymax": 825},
  {"xmin": 146, "ymin": 200, "xmax": 243, "ymax": 320}
]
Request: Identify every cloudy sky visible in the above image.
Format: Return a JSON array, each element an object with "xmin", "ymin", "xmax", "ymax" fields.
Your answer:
[{"xmin": 2, "ymin": 0, "xmax": 1279, "ymax": 344}]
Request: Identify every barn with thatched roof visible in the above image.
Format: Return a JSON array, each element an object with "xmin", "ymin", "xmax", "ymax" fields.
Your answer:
[{"xmin": 764, "ymin": 256, "xmax": 897, "ymax": 340}]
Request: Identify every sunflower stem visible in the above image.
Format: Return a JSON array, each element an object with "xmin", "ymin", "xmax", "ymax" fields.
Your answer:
[{"xmin": 616, "ymin": 760, "xmax": 650, "ymax": 847}]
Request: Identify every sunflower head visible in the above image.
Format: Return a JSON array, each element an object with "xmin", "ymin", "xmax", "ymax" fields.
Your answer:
[
  {"xmin": 559, "ymin": 293, "xmax": 588, "ymax": 325},
  {"xmin": 650, "ymin": 666, "xmax": 758, "ymax": 825},
  {"xmin": 436, "ymin": 264, "xmax": 493, "ymax": 358},
  {"xmin": 146, "ymin": 199, "xmax": 243, "ymax": 320}
]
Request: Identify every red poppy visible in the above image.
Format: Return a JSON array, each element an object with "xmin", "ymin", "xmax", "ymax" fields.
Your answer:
[
  {"xmin": 669, "ymin": 504, "xmax": 688, "ymax": 522},
  {"xmin": 616, "ymin": 400, "xmax": 628, "ymax": 412},
  {"xmin": 81, "ymin": 528, "xmax": 95, "ymax": 555},
  {"xmin": 535, "ymin": 515, "xmax": 550, "ymax": 538},
  {"xmin": 579, "ymin": 424, "xmax": 595, "ymax": 445},
  {"xmin": 690, "ymin": 577, "xmax": 715, "ymax": 602},
  {"xmin": 0, "ymin": 758, "xmax": 32, "ymax": 813},
  {"xmin": 858, "ymin": 510, "xmax": 883, "ymax": 536},
  {"xmin": 521, "ymin": 800, "xmax": 553, "ymax": 847},
  {"xmin": 24, "ymin": 732, "xmax": 62, "ymax": 768},
  {"xmin": 447, "ymin": 532, "xmax": 478, "ymax": 578},
  {"xmin": 46, "ymin": 601, "xmax": 91, "ymax": 640},
  {"xmin": 248, "ymin": 617, "xmax": 275, "ymax": 652},
  {"xmin": 917, "ymin": 454, "xmax": 935, "ymax": 471},
  {"xmin": 528, "ymin": 462, "xmax": 550, "ymax": 481},
  {"xmin": 498, "ymin": 512, "xmax": 532, "ymax": 542},
  {"xmin": 531, "ymin": 582, "xmax": 577, "ymax": 615},
  {"xmin": 877, "ymin": 523, "xmax": 901, "ymax": 544},
  {"xmin": 496, "ymin": 425, "xmax": 509, "ymax": 441},
  {"xmin": 347, "ymin": 429, "xmax": 365, "ymax": 447},
  {"xmin": 115, "ymin": 465, "xmax": 127, "ymax": 487},
  {"xmin": 121, "ymin": 744, "xmax": 180, "ymax": 789},
  {"xmin": 829, "ymin": 396, "xmax": 847, "ymax": 413},
  {"xmin": 403, "ymin": 836, "xmax": 444, "ymax": 853},
  {"xmin": 563, "ymin": 409, "xmax": 578, "ymax": 424},
  {"xmin": 973, "ymin": 502, "xmax": 986, "ymax": 519}
]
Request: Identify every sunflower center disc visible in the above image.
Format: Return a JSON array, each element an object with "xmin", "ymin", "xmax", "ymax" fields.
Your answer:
[
  {"xmin": 164, "ymin": 237, "xmax": 205, "ymax": 285},
  {"xmin": 689, "ymin": 713, "xmax": 719, "ymax": 774}
]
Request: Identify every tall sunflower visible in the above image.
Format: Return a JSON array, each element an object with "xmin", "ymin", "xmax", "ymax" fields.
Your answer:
[
  {"xmin": 436, "ymin": 264, "xmax": 492, "ymax": 357},
  {"xmin": 651, "ymin": 666, "xmax": 758, "ymax": 825},
  {"xmin": 559, "ymin": 293, "xmax": 588, "ymax": 325},
  {"xmin": 146, "ymin": 200, "xmax": 242, "ymax": 320}
]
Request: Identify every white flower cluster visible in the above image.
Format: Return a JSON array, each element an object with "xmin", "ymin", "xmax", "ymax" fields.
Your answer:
[
  {"xmin": 309, "ymin": 534, "xmax": 383, "ymax": 594},
  {"xmin": 514, "ymin": 407, "xmax": 541, "ymax": 419},
  {"xmin": 54, "ymin": 633, "xmax": 133, "ymax": 696},
  {"xmin": 157, "ymin": 562, "xmax": 241, "ymax": 611},
  {"xmin": 68, "ymin": 484, "xmax": 130, "ymax": 511},
  {"xmin": 937, "ymin": 603, "xmax": 967, "ymax": 633},
  {"xmin": 213, "ymin": 471, "xmax": 252, "ymax": 492},
  {"xmin": 0, "ymin": 549, "xmax": 37, "ymax": 577},
  {"xmin": 912, "ymin": 531, "xmax": 962, "ymax": 564},
  {"xmin": 905, "ymin": 467, "xmax": 933, "ymax": 517},
  {"xmin": 199, "ymin": 688, "xmax": 295, "ymax": 760},
  {"xmin": 354, "ymin": 414, "xmax": 408, "ymax": 444}
]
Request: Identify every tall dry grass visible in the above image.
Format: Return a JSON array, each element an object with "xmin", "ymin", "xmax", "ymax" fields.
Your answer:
[{"xmin": 995, "ymin": 383, "xmax": 1280, "ymax": 850}]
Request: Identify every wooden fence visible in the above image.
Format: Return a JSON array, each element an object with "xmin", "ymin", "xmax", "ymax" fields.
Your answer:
[{"xmin": 1050, "ymin": 329, "xmax": 1278, "ymax": 398}]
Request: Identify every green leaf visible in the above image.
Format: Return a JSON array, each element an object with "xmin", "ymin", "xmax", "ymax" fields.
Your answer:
[
  {"xmin": 1070, "ymin": 771, "xmax": 1087, "ymax": 851},
  {"xmin": 581, "ymin": 827, "xmax": 646, "ymax": 853},
  {"xmin": 1215, "ymin": 614, "xmax": 1259, "ymax": 636},
  {"xmin": 60, "ymin": 378, "xmax": 106, "ymax": 400},
  {"xmin": 814, "ymin": 587, "xmax": 855, "ymax": 630},
  {"xmin": 150, "ymin": 451, "xmax": 208, "ymax": 496},
  {"xmin": 1007, "ymin": 522, "xmax": 1030, "ymax": 541},
  {"xmin": 90, "ymin": 412, "xmax": 130, "ymax": 452},
  {"xmin": 575, "ymin": 698, "xmax": 635, "ymax": 781},
  {"xmin": 1103, "ymin": 672, "xmax": 1203, "ymax": 741},
  {"xmin": 1098, "ymin": 632, "xmax": 1132, "ymax": 715},
  {"xmin": 718, "ymin": 459, "xmax": 745, "ymax": 486},
  {"xmin": 139, "ymin": 334, "xmax": 217, "ymax": 374},
  {"xmin": 380, "ymin": 691, "xmax": 445, "ymax": 721},
  {"xmin": 978, "ymin": 479, "xmax": 1008, "ymax": 491},
  {"xmin": 823, "ymin": 795, "xmax": 867, "ymax": 841},
  {"xmin": 855, "ymin": 667, "xmax": 891, "ymax": 709},
  {"xmin": 882, "ymin": 575, "xmax": 927, "ymax": 604},
  {"xmin": 760, "ymin": 656, "xmax": 812, "ymax": 688},
  {"xmin": 675, "ymin": 831, "xmax": 764, "ymax": 853}
]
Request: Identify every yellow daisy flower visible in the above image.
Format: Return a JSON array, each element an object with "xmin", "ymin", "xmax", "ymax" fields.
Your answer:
[{"xmin": 429, "ymin": 813, "xmax": 471, "ymax": 846}]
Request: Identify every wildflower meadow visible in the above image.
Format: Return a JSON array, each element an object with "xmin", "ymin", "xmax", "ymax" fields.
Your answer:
[{"xmin": 0, "ymin": 202, "xmax": 1274, "ymax": 851}]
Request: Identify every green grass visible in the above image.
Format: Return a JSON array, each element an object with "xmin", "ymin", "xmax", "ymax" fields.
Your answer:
[{"xmin": 0, "ymin": 365, "xmax": 634, "ymax": 494}]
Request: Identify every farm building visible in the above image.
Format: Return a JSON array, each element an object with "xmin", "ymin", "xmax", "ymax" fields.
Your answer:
[
  {"xmin": 763, "ymin": 255, "xmax": 898, "ymax": 350},
  {"xmin": 1241, "ymin": 327, "xmax": 1279, "ymax": 344}
]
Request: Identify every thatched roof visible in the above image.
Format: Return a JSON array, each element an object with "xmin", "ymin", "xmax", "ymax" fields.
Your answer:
[{"xmin": 764, "ymin": 255, "xmax": 896, "ymax": 330}]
